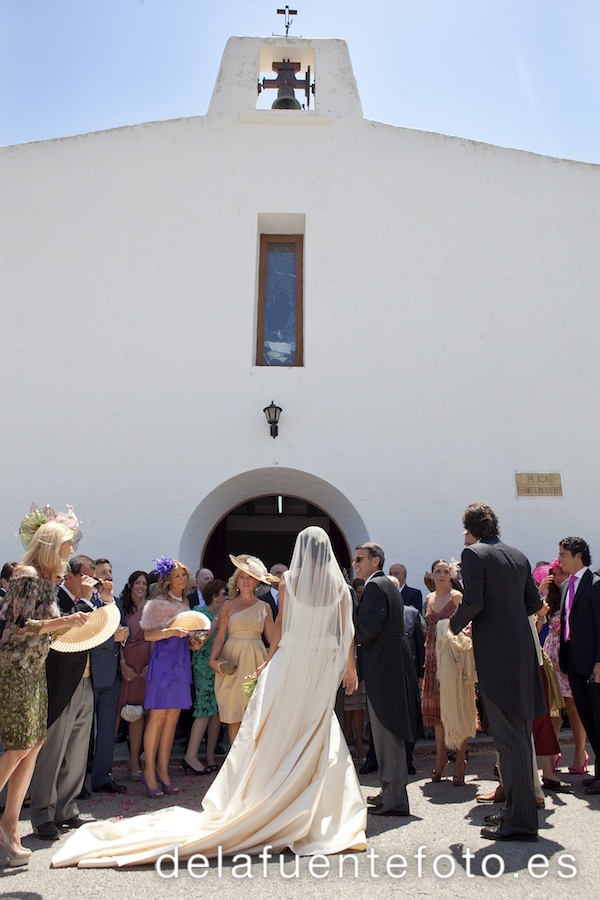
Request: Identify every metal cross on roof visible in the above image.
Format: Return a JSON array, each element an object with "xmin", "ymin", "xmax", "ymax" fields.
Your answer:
[{"xmin": 277, "ymin": 6, "xmax": 297, "ymax": 36}]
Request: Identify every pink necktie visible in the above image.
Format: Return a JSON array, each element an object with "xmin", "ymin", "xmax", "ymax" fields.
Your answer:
[{"xmin": 564, "ymin": 575, "xmax": 576, "ymax": 641}]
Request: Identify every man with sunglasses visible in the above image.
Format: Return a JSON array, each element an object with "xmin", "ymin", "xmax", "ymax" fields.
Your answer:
[{"xmin": 353, "ymin": 543, "xmax": 419, "ymax": 817}]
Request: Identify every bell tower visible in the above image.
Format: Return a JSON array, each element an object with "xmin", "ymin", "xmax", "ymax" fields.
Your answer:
[{"xmin": 207, "ymin": 38, "xmax": 363, "ymax": 120}]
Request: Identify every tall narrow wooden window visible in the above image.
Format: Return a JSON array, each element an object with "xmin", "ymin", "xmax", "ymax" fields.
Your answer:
[{"xmin": 256, "ymin": 235, "xmax": 303, "ymax": 366}]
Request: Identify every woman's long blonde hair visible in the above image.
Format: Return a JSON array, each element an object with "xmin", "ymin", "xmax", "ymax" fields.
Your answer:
[
  {"xmin": 21, "ymin": 520, "xmax": 73, "ymax": 581},
  {"xmin": 156, "ymin": 560, "xmax": 190, "ymax": 599}
]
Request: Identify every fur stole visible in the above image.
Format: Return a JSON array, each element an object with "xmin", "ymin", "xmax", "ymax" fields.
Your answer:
[
  {"xmin": 141, "ymin": 597, "xmax": 189, "ymax": 631},
  {"xmin": 435, "ymin": 619, "xmax": 477, "ymax": 750}
]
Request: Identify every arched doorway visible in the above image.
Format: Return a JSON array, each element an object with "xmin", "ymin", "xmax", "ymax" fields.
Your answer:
[
  {"xmin": 203, "ymin": 494, "xmax": 350, "ymax": 579},
  {"xmin": 179, "ymin": 467, "xmax": 368, "ymax": 580}
]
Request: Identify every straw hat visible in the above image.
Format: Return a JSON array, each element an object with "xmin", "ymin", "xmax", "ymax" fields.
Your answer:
[
  {"xmin": 229, "ymin": 554, "xmax": 280, "ymax": 585},
  {"xmin": 51, "ymin": 602, "xmax": 121, "ymax": 653},
  {"xmin": 165, "ymin": 610, "xmax": 211, "ymax": 631}
]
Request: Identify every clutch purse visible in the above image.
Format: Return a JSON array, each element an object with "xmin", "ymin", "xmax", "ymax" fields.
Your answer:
[{"xmin": 216, "ymin": 658, "xmax": 237, "ymax": 675}]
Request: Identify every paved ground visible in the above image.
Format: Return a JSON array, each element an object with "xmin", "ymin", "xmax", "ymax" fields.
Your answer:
[{"xmin": 1, "ymin": 735, "xmax": 598, "ymax": 899}]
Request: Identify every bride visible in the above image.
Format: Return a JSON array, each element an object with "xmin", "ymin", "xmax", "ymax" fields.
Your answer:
[{"xmin": 52, "ymin": 527, "xmax": 367, "ymax": 868}]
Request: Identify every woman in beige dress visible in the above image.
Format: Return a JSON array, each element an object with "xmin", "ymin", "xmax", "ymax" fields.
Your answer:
[
  {"xmin": 210, "ymin": 554, "xmax": 276, "ymax": 745},
  {"xmin": 422, "ymin": 559, "xmax": 469, "ymax": 784}
]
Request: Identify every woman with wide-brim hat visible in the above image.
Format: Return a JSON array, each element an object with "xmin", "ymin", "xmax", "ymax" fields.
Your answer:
[
  {"xmin": 209, "ymin": 554, "xmax": 277, "ymax": 745},
  {"xmin": 0, "ymin": 508, "xmax": 88, "ymax": 866}
]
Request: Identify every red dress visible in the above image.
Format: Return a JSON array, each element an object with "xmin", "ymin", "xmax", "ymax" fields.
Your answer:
[{"xmin": 118, "ymin": 605, "xmax": 152, "ymax": 711}]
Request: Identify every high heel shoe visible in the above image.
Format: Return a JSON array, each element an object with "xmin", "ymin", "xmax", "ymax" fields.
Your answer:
[
  {"xmin": 569, "ymin": 751, "xmax": 590, "ymax": 774},
  {"xmin": 140, "ymin": 772, "xmax": 164, "ymax": 798},
  {"xmin": 182, "ymin": 759, "xmax": 204, "ymax": 777},
  {"xmin": 156, "ymin": 772, "xmax": 179, "ymax": 794},
  {"xmin": 128, "ymin": 761, "xmax": 142, "ymax": 782},
  {"xmin": 0, "ymin": 824, "xmax": 31, "ymax": 867},
  {"xmin": 552, "ymin": 752, "xmax": 562, "ymax": 773},
  {"xmin": 453, "ymin": 759, "xmax": 467, "ymax": 786},
  {"xmin": 431, "ymin": 762, "xmax": 449, "ymax": 783}
]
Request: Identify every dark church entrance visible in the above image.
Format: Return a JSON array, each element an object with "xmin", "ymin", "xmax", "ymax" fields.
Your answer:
[{"xmin": 202, "ymin": 495, "xmax": 351, "ymax": 581}]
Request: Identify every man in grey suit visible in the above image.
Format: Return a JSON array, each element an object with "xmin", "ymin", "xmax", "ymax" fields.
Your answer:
[
  {"xmin": 354, "ymin": 542, "xmax": 418, "ymax": 816},
  {"xmin": 450, "ymin": 502, "xmax": 545, "ymax": 841},
  {"xmin": 29, "ymin": 556, "xmax": 98, "ymax": 839}
]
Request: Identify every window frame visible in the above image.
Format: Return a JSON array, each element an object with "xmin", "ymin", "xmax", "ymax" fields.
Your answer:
[{"xmin": 256, "ymin": 234, "xmax": 304, "ymax": 367}]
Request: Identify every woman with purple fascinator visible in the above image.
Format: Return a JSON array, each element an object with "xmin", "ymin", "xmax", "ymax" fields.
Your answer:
[{"xmin": 140, "ymin": 556, "xmax": 193, "ymax": 798}]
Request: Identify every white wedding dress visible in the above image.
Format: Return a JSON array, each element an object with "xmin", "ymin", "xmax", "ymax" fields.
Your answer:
[{"xmin": 52, "ymin": 528, "xmax": 367, "ymax": 869}]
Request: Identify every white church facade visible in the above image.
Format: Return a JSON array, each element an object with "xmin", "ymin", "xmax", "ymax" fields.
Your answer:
[{"xmin": 2, "ymin": 36, "xmax": 599, "ymax": 584}]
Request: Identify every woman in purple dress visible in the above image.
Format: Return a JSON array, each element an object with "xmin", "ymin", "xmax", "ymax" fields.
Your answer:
[{"xmin": 140, "ymin": 558, "xmax": 192, "ymax": 798}]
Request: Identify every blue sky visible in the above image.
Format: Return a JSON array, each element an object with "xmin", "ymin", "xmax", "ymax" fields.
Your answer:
[{"xmin": 2, "ymin": 0, "xmax": 599, "ymax": 162}]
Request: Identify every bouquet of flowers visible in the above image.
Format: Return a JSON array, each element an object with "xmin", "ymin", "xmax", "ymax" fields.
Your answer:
[{"xmin": 242, "ymin": 674, "xmax": 258, "ymax": 704}]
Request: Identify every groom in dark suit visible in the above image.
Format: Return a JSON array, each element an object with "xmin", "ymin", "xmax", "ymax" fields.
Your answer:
[
  {"xmin": 558, "ymin": 535, "xmax": 600, "ymax": 793},
  {"xmin": 354, "ymin": 542, "xmax": 418, "ymax": 816},
  {"xmin": 450, "ymin": 502, "xmax": 545, "ymax": 841}
]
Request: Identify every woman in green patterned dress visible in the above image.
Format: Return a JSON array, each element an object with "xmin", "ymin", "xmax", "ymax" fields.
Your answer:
[
  {"xmin": 0, "ymin": 520, "xmax": 87, "ymax": 866},
  {"xmin": 183, "ymin": 579, "xmax": 227, "ymax": 775}
]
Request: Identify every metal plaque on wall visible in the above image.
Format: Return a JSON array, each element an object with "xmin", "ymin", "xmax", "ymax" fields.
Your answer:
[{"xmin": 515, "ymin": 473, "xmax": 563, "ymax": 497}]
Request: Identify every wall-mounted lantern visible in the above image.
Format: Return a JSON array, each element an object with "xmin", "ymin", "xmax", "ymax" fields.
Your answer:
[{"xmin": 263, "ymin": 400, "xmax": 282, "ymax": 438}]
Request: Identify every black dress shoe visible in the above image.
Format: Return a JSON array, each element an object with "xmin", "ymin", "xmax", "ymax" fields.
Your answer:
[
  {"xmin": 480, "ymin": 824, "xmax": 538, "ymax": 842},
  {"xmin": 366, "ymin": 794, "xmax": 382, "ymax": 807},
  {"xmin": 584, "ymin": 782, "xmax": 600, "ymax": 795},
  {"xmin": 93, "ymin": 778, "xmax": 127, "ymax": 794},
  {"xmin": 368, "ymin": 807, "xmax": 410, "ymax": 817},
  {"xmin": 33, "ymin": 821, "xmax": 60, "ymax": 841},
  {"xmin": 483, "ymin": 813, "xmax": 503, "ymax": 826},
  {"xmin": 57, "ymin": 815, "xmax": 96, "ymax": 829},
  {"xmin": 582, "ymin": 776, "xmax": 597, "ymax": 786},
  {"xmin": 76, "ymin": 785, "xmax": 90, "ymax": 800},
  {"xmin": 359, "ymin": 761, "xmax": 378, "ymax": 774}
]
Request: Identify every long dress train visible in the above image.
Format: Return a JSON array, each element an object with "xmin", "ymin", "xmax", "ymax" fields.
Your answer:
[{"xmin": 52, "ymin": 529, "xmax": 367, "ymax": 868}]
